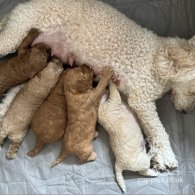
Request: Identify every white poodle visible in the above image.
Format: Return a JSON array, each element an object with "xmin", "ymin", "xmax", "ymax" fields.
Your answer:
[
  {"xmin": 1, "ymin": 0, "xmax": 195, "ymax": 170},
  {"xmin": 98, "ymin": 82, "xmax": 159, "ymax": 192}
]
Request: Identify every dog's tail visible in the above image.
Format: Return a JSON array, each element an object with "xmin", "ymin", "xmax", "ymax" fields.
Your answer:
[
  {"xmin": 51, "ymin": 151, "xmax": 68, "ymax": 167},
  {"xmin": 115, "ymin": 163, "xmax": 126, "ymax": 192}
]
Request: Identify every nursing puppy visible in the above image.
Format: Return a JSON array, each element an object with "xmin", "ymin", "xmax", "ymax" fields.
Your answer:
[
  {"xmin": 0, "ymin": 28, "xmax": 49, "ymax": 96},
  {"xmin": 52, "ymin": 65, "xmax": 113, "ymax": 166},
  {"xmin": 98, "ymin": 82, "xmax": 159, "ymax": 192},
  {"xmin": 0, "ymin": 59, "xmax": 63, "ymax": 159},
  {"xmin": 28, "ymin": 71, "xmax": 67, "ymax": 157}
]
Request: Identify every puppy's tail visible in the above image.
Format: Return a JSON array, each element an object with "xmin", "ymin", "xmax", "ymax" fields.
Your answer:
[
  {"xmin": 51, "ymin": 151, "xmax": 68, "ymax": 167},
  {"xmin": 115, "ymin": 163, "xmax": 126, "ymax": 192}
]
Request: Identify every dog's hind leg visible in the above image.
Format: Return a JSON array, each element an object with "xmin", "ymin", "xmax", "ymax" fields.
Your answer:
[
  {"xmin": 115, "ymin": 162, "xmax": 126, "ymax": 192},
  {"xmin": 6, "ymin": 141, "xmax": 21, "ymax": 159},
  {"xmin": 6, "ymin": 129, "xmax": 28, "ymax": 159},
  {"xmin": 27, "ymin": 138, "xmax": 45, "ymax": 157}
]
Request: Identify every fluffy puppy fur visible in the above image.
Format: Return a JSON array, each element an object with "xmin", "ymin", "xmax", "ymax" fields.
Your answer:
[
  {"xmin": 2, "ymin": 0, "xmax": 195, "ymax": 170},
  {"xmin": 52, "ymin": 65, "xmax": 113, "ymax": 166},
  {"xmin": 0, "ymin": 59, "xmax": 63, "ymax": 159},
  {"xmin": 0, "ymin": 84, "xmax": 24, "ymax": 122},
  {"xmin": 0, "ymin": 28, "xmax": 50, "ymax": 96},
  {"xmin": 98, "ymin": 82, "xmax": 159, "ymax": 192},
  {"xmin": 28, "ymin": 71, "xmax": 67, "ymax": 157}
]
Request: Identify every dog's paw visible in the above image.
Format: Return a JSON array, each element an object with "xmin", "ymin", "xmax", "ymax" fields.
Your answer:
[
  {"xmin": 27, "ymin": 149, "xmax": 38, "ymax": 157},
  {"xmin": 150, "ymin": 148, "xmax": 178, "ymax": 171},
  {"xmin": 28, "ymin": 28, "xmax": 40, "ymax": 37},
  {"xmin": 6, "ymin": 152, "xmax": 16, "ymax": 160},
  {"xmin": 94, "ymin": 131, "xmax": 99, "ymax": 139},
  {"xmin": 87, "ymin": 152, "xmax": 97, "ymax": 161},
  {"xmin": 139, "ymin": 169, "xmax": 160, "ymax": 177},
  {"xmin": 102, "ymin": 66, "xmax": 114, "ymax": 78}
]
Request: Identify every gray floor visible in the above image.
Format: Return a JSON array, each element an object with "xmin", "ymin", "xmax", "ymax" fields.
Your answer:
[{"xmin": 0, "ymin": 0, "xmax": 195, "ymax": 194}]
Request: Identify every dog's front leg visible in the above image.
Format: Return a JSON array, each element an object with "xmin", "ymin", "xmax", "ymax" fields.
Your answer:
[
  {"xmin": 0, "ymin": 5, "xmax": 40, "ymax": 56},
  {"xmin": 129, "ymin": 100, "xmax": 178, "ymax": 171}
]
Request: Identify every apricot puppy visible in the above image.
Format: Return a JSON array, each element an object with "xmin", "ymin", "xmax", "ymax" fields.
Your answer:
[
  {"xmin": 28, "ymin": 71, "xmax": 68, "ymax": 157},
  {"xmin": 0, "ymin": 59, "xmax": 63, "ymax": 159},
  {"xmin": 52, "ymin": 65, "xmax": 113, "ymax": 166},
  {"xmin": 0, "ymin": 28, "xmax": 50, "ymax": 96}
]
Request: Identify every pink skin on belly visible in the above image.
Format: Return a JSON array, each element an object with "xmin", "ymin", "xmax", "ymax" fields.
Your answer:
[
  {"xmin": 33, "ymin": 28, "xmax": 120, "ymax": 84},
  {"xmin": 32, "ymin": 29, "xmax": 76, "ymax": 66}
]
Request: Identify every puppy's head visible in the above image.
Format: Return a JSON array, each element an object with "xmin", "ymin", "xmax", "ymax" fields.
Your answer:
[
  {"xmin": 32, "ymin": 43, "xmax": 51, "ymax": 55},
  {"xmin": 64, "ymin": 64, "xmax": 94, "ymax": 93},
  {"xmin": 25, "ymin": 43, "xmax": 51, "ymax": 78}
]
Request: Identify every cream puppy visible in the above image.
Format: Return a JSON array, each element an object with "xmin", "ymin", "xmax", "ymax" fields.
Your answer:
[
  {"xmin": 98, "ymin": 82, "xmax": 159, "ymax": 192},
  {"xmin": 0, "ymin": 58, "xmax": 63, "ymax": 159}
]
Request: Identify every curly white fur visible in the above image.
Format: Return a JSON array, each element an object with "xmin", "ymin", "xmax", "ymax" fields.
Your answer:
[
  {"xmin": 1, "ymin": 0, "xmax": 195, "ymax": 170},
  {"xmin": 98, "ymin": 82, "xmax": 159, "ymax": 192}
]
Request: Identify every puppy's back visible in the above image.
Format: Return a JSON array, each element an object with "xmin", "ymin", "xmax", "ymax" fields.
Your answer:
[{"xmin": 31, "ymin": 72, "xmax": 67, "ymax": 143}]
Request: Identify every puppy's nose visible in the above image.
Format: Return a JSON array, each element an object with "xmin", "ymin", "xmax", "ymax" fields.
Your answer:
[{"xmin": 182, "ymin": 110, "xmax": 188, "ymax": 114}]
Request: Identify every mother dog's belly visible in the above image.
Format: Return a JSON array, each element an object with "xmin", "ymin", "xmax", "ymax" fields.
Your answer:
[
  {"xmin": 33, "ymin": 26, "xmax": 132, "ymax": 76},
  {"xmin": 33, "ymin": 28, "xmax": 156, "ymax": 98}
]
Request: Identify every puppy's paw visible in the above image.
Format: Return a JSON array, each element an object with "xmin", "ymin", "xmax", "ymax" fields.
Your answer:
[
  {"xmin": 94, "ymin": 131, "xmax": 99, "ymax": 139},
  {"xmin": 112, "ymin": 74, "xmax": 120, "ymax": 85},
  {"xmin": 139, "ymin": 169, "xmax": 160, "ymax": 177},
  {"xmin": 6, "ymin": 152, "xmax": 16, "ymax": 160},
  {"xmin": 27, "ymin": 149, "xmax": 38, "ymax": 157},
  {"xmin": 87, "ymin": 151, "xmax": 97, "ymax": 161},
  {"xmin": 28, "ymin": 28, "xmax": 40, "ymax": 37},
  {"xmin": 102, "ymin": 66, "xmax": 114, "ymax": 79}
]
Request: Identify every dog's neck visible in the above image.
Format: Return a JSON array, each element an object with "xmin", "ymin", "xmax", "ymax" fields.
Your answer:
[{"xmin": 160, "ymin": 36, "xmax": 186, "ymax": 48}]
